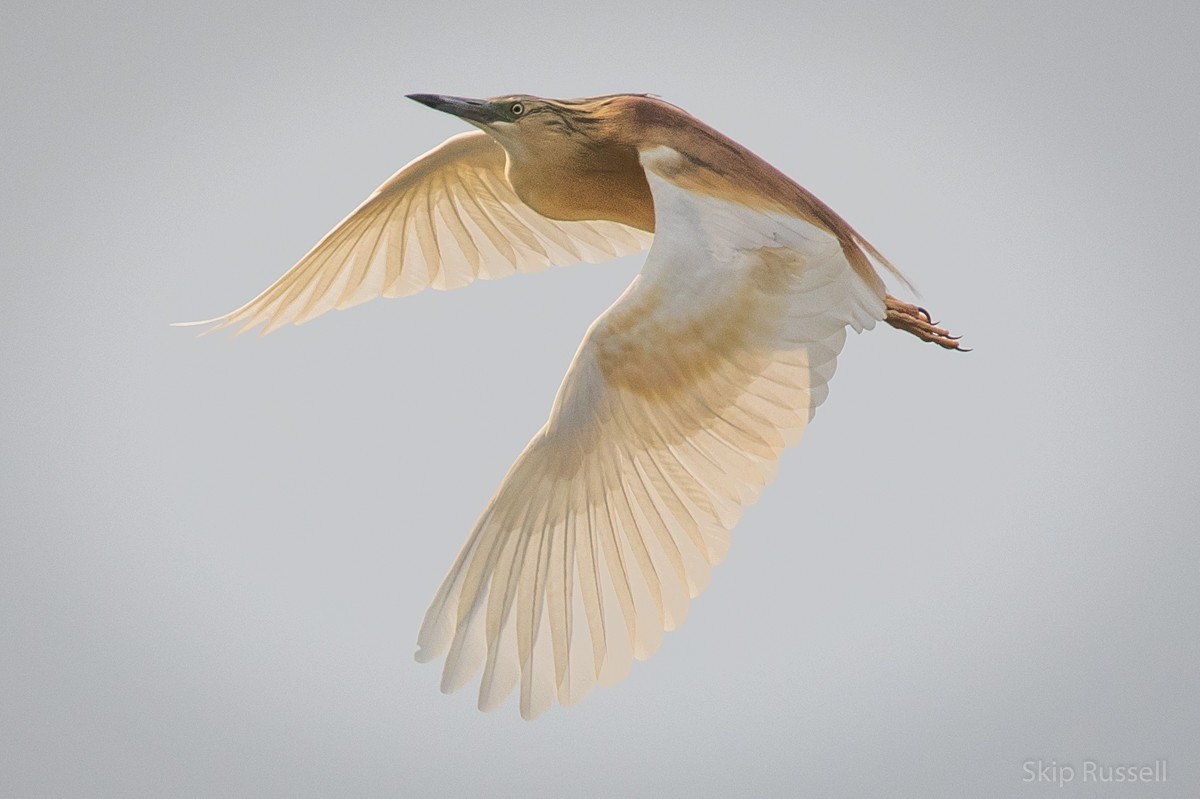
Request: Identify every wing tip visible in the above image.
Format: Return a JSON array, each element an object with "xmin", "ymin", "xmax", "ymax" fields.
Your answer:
[
  {"xmin": 170, "ymin": 309, "xmax": 295, "ymax": 338},
  {"xmin": 169, "ymin": 316, "xmax": 234, "ymax": 337},
  {"xmin": 414, "ymin": 643, "xmax": 443, "ymax": 665}
]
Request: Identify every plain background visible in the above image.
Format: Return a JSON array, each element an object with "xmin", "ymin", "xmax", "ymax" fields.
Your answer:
[{"xmin": 3, "ymin": 2, "xmax": 1198, "ymax": 796}]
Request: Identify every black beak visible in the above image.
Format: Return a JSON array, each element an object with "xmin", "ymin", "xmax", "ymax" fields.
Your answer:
[{"xmin": 406, "ymin": 94, "xmax": 503, "ymax": 124}]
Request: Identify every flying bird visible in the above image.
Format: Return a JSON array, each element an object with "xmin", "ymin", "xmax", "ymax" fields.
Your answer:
[{"xmin": 181, "ymin": 93, "xmax": 965, "ymax": 719}]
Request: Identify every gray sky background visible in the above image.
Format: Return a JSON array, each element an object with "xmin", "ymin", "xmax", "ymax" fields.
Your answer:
[{"xmin": 3, "ymin": 2, "xmax": 1198, "ymax": 796}]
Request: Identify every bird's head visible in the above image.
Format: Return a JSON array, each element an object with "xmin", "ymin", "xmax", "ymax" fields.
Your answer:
[
  {"xmin": 406, "ymin": 92, "xmax": 655, "ymax": 229},
  {"xmin": 406, "ymin": 93, "xmax": 623, "ymax": 157}
]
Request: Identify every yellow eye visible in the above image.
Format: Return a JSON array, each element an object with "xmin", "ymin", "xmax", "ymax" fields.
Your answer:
[{"xmin": 510, "ymin": 102, "xmax": 525, "ymax": 116}]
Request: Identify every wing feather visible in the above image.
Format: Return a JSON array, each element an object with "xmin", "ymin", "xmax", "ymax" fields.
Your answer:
[
  {"xmin": 178, "ymin": 131, "xmax": 651, "ymax": 334},
  {"xmin": 416, "ymin": 156, "xmax": 888, "ymax": 717}
]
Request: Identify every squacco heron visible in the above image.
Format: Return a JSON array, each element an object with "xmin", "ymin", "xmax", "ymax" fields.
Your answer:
[{"xmin": 181, "ymin": 93, "xmax": 965, "ymax": 719}]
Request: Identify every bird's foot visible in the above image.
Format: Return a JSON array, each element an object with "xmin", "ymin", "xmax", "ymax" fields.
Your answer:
[{"xmin": 884, "ymin": 295, "xmax": 969, "ymax": 351}]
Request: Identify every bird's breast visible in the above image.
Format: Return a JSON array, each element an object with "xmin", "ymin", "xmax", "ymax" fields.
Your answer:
[{"xmin": 505, "ymin": 147, "xmax": 656, "ymax": 232}]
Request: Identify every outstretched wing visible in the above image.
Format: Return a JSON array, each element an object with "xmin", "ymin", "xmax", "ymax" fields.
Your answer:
[
  {"xmin": 416, "ymin": 152, "xmax": 887, "ymax": 718},
  {"xmin": 181, "ymin": 131, "xmax": 652, "ymax": 335}
]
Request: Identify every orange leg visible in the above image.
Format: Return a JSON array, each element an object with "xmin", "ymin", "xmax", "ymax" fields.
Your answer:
[{"xmin": 884, "ymin": 295, "xmax": 969, "ymax": 351}]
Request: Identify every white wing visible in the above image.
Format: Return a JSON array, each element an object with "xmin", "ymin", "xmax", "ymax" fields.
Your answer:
[
  {"xmin": 182, "ymin": 131, "xmax": 652, "ymax": 335},
  {"xmin": 416, "ymin": 149, "xmax": 886, "ymax": 719}
]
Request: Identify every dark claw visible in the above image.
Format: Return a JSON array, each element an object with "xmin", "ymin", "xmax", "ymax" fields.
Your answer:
[{"xmin": 916, "ymin": 306, "xmax": 932, "ymax": 322}]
